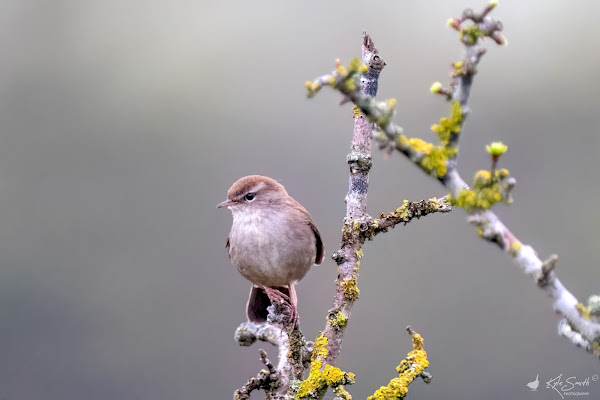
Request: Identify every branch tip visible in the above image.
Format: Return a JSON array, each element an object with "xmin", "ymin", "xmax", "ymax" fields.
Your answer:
[{"xmin": 234, "ymin": 349, "xmax": 280, "ymax": 400}]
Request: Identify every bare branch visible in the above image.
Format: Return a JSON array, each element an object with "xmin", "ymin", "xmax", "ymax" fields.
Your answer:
[{"xmin": 234, "ymin": 349, "xmax": 279, "ymax": 400}]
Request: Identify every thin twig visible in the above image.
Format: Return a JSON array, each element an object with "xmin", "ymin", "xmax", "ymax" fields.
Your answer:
[{"xmin": 234, "ymin": 349, "xmax": 279, "ymax": 400}]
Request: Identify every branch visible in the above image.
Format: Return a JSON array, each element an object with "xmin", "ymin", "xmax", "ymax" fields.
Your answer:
[
  {"xmin": 235, "ymin": 321, "xmax": 313, "ymax": 369},
  {"xmin": 306, "ymin": 1, "xmax": 600, "ymax": 357},
  {"xmin": 234, "ymin": 300, "xmax": 311, "ymax": 398},
  {"xmin": 368, "ymin": 327, "xmax": 431, "ymax": 400},
  {"xmin": 372, "ymin": 197, "xmax": 451, "ymax": 235},
  {"xmin": 234, "ymin": 349, "xmax": 279, "ymax": 400},
  {"xmin": 299, "ymin": 33, "xmax": 441, "ymax": 400},
  {"xmin": 466, "ymin": 212, "xmax": 600, "ymax": 354},
  {"xmin": 235, "ymin": 31, "xmax": 447, "ymax": 400},
  {"xmin": 331, "ymin": 197, "xmax": 451, "ymax": 262},
  {"xmin": 297, "ymin": 34, "xmax": 384, "ymax": 400},
  {"xmin": 321, "ymin": 31, "xmax": 384, "ymax": 367}
]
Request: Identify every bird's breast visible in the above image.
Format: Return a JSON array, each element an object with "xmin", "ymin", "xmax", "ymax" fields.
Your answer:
[
  {"xmin": 230, "ymin": 209, "xmax": 280, "ymax": 259},
  {"xmin": 228, "ymin": 208, "xmax": 314, "ymax": 287}
]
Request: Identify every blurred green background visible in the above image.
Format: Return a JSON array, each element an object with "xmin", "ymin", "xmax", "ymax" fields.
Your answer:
[{"xmin": 1, "ymin": 0, "xmax": 599, "ymax": 399}]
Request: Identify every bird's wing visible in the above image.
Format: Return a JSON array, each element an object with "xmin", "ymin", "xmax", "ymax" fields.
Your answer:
[{"xmin": 285, "ymin": 196, "xmax": 324, "ymax": 265}]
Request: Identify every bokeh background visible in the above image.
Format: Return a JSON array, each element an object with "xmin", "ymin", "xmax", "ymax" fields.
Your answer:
[{"xmin": 1, "ymin": 0, "xmax": 599, "ymax": 399}]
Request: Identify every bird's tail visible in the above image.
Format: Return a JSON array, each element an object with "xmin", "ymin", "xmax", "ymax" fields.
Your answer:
[{"xmin": 246, "ymin": 284, "xmax": 295, "ymax": 323}]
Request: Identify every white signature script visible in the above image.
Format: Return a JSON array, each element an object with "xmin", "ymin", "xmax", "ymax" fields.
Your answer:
[{"xmin": 546, "ymin": 374, "xmax": 590, "ymax": 399}]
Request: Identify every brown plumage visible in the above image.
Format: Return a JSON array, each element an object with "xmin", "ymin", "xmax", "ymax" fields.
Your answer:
[{"xmin": 218, "ymin": 175, "xmax": 323, "ymax": 323}]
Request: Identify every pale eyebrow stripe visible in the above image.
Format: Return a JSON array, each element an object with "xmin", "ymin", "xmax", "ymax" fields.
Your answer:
[{"xmin": 248, "ymin": 182, "xmax": 266, "ymax": 193}]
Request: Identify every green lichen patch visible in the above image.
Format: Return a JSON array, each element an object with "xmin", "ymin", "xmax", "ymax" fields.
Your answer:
[
  {"xmin": 327, "ymin": 310, "xmax": 348, "ymax": 331},
  {"xmin": 459, "ymin": 25, "xmax": 487, "ymax": 45},
  {"xmin": 451, "ymin": 187, "xmax": 500, "ymax": 210},
  {"xmin": 395, "ymin": 200, "xmax": 410, "ymax": 219},
  {"xmin": 287, "ymin": 330, "xmax": 306, "ymax": 372},
  {"xmin": 431, "ymin": 101, "xmax": 463, "ymax": 147},
  {"xmin": 348, "ymin": 57, "xmax": 369, "ymax": 74},
  {"xmin": 420, "ymin": 146, "xmax": 456, "ymax": 177},
  {"xmin": 396, "ymin": 102, "xmax": 463, "ymax": 177},
  {"xmin": 407, "ymin": 137, "xmax": 432, "ymax": 153},
  {"xmin": 341, "ymin": 276, "xmax": 360, "ymax": 302},
  {"xmin": 341, "ymin": 219, "xmax": 362, "ymax": 243},
  {"xmin": 344, "ymin": 78, "xmax": 357, "ymax": 92},
  {"xmin": 402, "ymin": 138, "xmax": 456, "ymax": 177},
  {"xmin": 473, "ymin": 168, "xmax": 509, "ymax": 187},
  {"xmin": 305, "ymin": 58, "xmax": 368, "ymax": 99},
  {"xmin": 451, "ymin": 168, "xmax": 510, "ymax": 210}
]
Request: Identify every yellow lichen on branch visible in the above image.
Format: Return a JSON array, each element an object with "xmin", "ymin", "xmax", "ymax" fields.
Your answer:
[
  {"xmin": 459, "ymin": 25, "xmax": 487, "ymax": 45},
  {"xmin": 420, "ymin": 146, "xmax": 456, "ymax": 177},
  {"xmin": 576, "ymin": 303, "xmax": 591, "ymax": 321},
  {"xmin": 450, "ymin": 168, "xmax": 510, "ymax": 210},
  {"xmin": 431, "ymin": 100, "xmax": 463, "ymax": 147},
  {"xmin": 341, "ymin": 275, "xmax": 360, "ymax": 302},
  {"xmin": 397, "ymin": 136, "xmax": 456, "ymax": 177},
  {"xmin": 327, "ymin": 310, "xmax": 348, "ymax": 331},
  {"xmin": 305, "ymin": 58, "xmax": 369, "ymax": 98},
  {"xmin": 368, "ymin": 330, "xmax": 429, "ymax": 400},
  {"xmin": 296, "ymin": 336, "xmax": 355, "ymax": 399}
]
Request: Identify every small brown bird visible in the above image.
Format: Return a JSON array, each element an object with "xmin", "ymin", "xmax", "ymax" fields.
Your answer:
[{"xmin": 218, "ymin": 175, "xmax": 323, "ymax": 324}]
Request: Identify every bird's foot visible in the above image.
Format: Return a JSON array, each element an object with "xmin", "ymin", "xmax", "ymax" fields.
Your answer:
[
  {"xmin": 263, "ymin": 287, "xmax": 298, "ymax": 330},
  {"xmin": 263, "ymin": 287, "xmax": 290, "ymax": 303}
]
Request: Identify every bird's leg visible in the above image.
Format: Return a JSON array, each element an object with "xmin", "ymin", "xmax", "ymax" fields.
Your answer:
[
  {"xmin": 288, "ymin": 284, "xmax": 299, "ymax": 329},
  {"xmin": 263, "ymin": 286, "xmax": 298, "ymax": 329}
]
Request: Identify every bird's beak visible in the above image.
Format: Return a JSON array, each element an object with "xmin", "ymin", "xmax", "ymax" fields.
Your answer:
[{"xmin": 217, "ymin": 199, "xmax": 234, "ymax": 209}]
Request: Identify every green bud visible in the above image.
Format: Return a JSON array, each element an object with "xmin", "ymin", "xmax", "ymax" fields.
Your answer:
[
  {"xmin": 430, "ymin": 82, "xmax": 443, "ymax": 94},
  {"xmin": 486, "ymin": 141, "xmax": 508, "ymax": 156}
]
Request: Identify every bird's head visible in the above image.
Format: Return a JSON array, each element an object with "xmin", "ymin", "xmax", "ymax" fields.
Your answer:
[{"xmin": 217, "ymin": 175, "xmax": 288, "ymax": 212}]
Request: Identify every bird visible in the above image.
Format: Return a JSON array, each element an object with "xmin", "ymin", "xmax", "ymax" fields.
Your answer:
[
  {"xmin": 217, "ymin": 175, "xmax": 323, "ymax": 326},
  {"xmin": 526, "ymin": 374, "xmax": 539, "ymax": 391}
]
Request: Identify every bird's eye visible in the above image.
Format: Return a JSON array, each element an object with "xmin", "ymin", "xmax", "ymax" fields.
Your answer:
[{"xmin": 245, "ymin": 193, "xmax": 256, "ymax": 201}]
